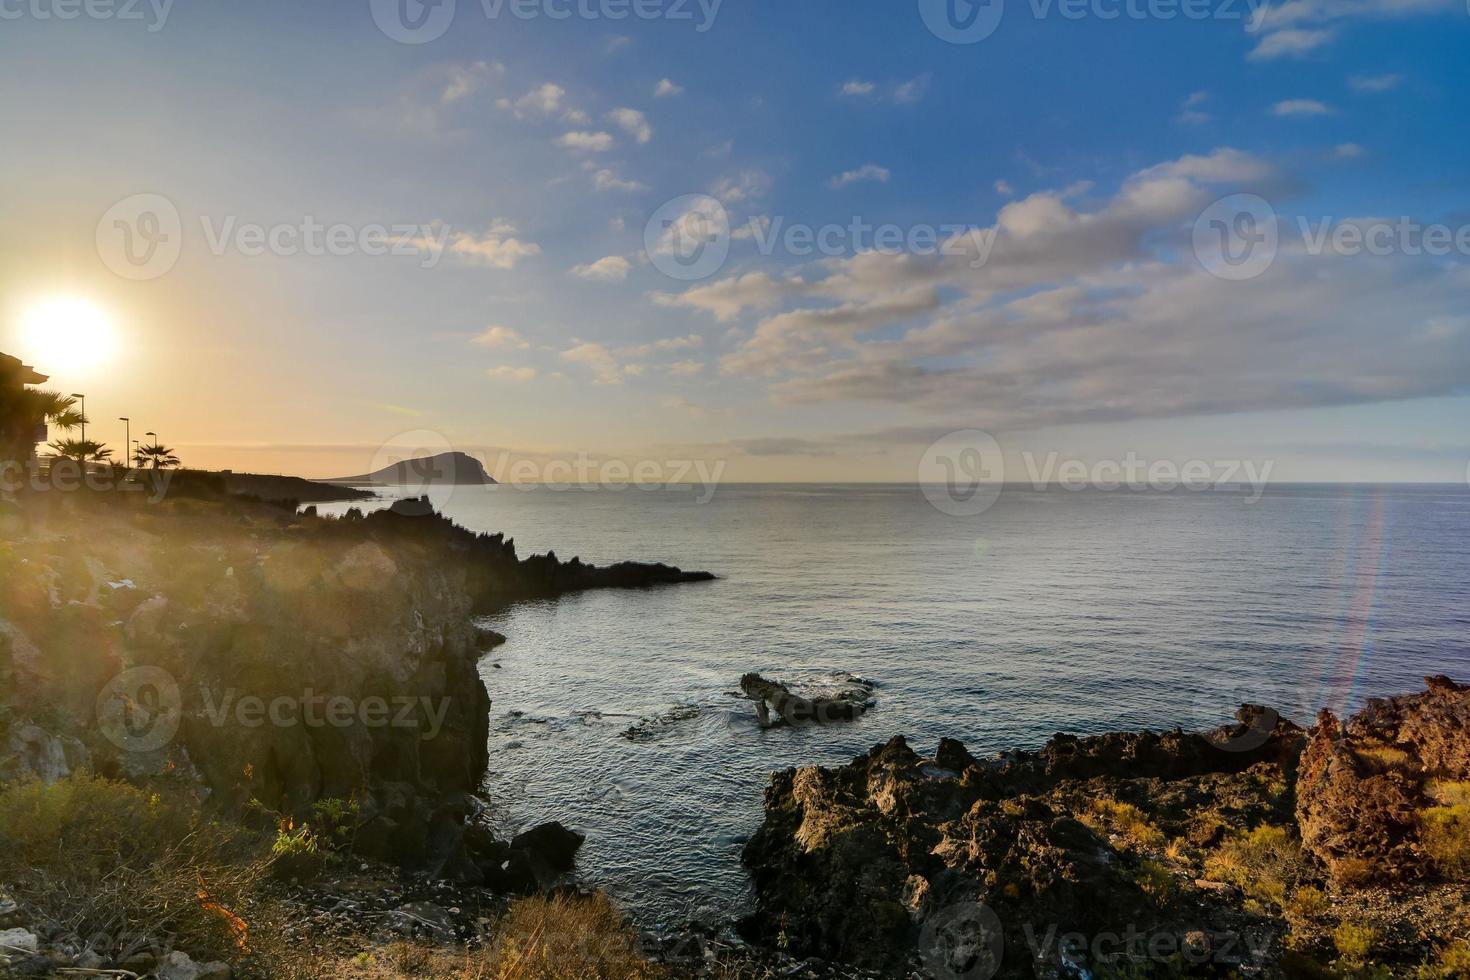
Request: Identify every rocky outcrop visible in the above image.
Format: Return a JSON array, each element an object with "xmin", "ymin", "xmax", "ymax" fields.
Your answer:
[
  {"xmin": 1297, "ymin": 676, "xmax": 1470, "ymax": 884},
  {"xmin": 321, "ymin": 497, "xmax": 714, "ymax": 611},
  {"xmin": 742, "ymin": 711, "xmax": 1307, "ymax": 977}
]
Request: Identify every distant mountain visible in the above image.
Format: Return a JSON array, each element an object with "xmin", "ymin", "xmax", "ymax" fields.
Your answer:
[{"xmin": 328, "ymin": 451, "xmax": 497, "ymax": 486}]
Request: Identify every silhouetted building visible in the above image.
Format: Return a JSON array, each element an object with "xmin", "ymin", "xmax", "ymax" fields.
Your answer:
[{"xmin": 1, "ymin": 351, "xmax": 50, "ymax": 463}]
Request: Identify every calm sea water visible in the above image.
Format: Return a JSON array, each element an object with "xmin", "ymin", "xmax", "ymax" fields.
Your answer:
[{"xmin": 314, "ymin": 484, "xmax": 1470, "ymax": 926}]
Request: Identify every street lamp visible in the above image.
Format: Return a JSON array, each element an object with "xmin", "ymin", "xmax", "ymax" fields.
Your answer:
[
  {"xmin": 119, "ymin": 418, "xmax": 130, "ymax": 469},
  {"xmin": 144, "ymin": 432, "xmax": 156, "ymax": 468},
  {"xmin": 132, "ymin": 440, "xmax": 141, "ymax": 468},
  {"xmin": 71, "ymin": 393, "xmax": 85, "ymax": 445}
]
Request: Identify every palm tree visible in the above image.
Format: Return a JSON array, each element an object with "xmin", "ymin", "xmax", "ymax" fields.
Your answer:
[
  {"xmin": 137, "ymin": 442, "xmax": 180, "ymax": 470},
  {"xmin": 48, "ymin": 438, "xmax": 113, "ymax": 463}
]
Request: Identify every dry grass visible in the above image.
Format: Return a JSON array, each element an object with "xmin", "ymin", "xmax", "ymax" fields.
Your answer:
[
  {"xmin": 262, "ymin": 893, "xmax": 666, "ymax": 980},
  {"xmin": 1203, "ymin": 825, "xmax": 1304, "ymax": 907},
  {"xmin": 0, "ymin": 773, "xmax": 270, "ymax": 961}
]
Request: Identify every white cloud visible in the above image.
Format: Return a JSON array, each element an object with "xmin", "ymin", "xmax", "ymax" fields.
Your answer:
[
  {"xmin": 591, "ymin": 168, "xmax": 646, "ymax": 193},
  {"xmin": 1271, "ymin": 99, "xmax": 1334, "ymax": 116},
  {"xmin": 422, "ymin": 222, "xmax": 541, "ymax": 270},
  {"xmin": 571, "ymin": 255, "xmax": 633, "ymax": 282},
  {"xmin": 1333, "ymin": 142, "xmax": 1367, "ymax": 159},
  {"xmin": 994, "ymin": 179, "xmax": 1015, "ymax": 197},
  {"xmin": 1349, "ymin": 73, "xmax": 1403, "ymax": 92},
  {"xmin": 487, "ymin": 366, "xmax": 538, "ymax": 382},
  {"xmin": 654, "ymin": 78, "xmax": 684, "ymax": 98},
  {"xmin": 653, "ymin": 147, "xmax": 1470, "ymax": 436},
  {"xmin": 841, "ymin": 75, "xmax": 931, "ymax": 104},
  {"xmin": 498, "ymin": 83, "xmax": 569, "ymax": 119},
  {"xmin": 472, "ymin": 325, "xmax": 530, "ymax": 349},
  {"xmin": 666, "ymin": 360, "xmax": 705, "ymax": 377},
  {"xmin": 830, "ymin": 164, "xmax": 891, "ymax": 189},
  {"xmin": 652, "ymin": 272, "xmax": 792, "ymax": 322},
  {"xmin": 441, "ymin": 61, "xmax": 503, "ymax": 104},
  {"xmin": 607, "ymin": 107, "xmax": 653, "ymax": 144},
  {"xmin": 1249, "ymin": 27, "xmax": 1336, "ymax": 59},
  {"xmin": 561, "ymin": 342, "xmax": 626, "ymax": 384},
  {"xmin": 893, "ymin": 74, "xmax": 932, "ymax": 104},
  {"xmin": 1176, "ymin": 90, "xmax": 1212, "ymax": 125},
  {"xmin": 712, "ymin": 170, "xmax": 772, "ymax": 204},
  {"xmin": 557, "ymin": 131, "xmax": 615, "ymax": 152}
]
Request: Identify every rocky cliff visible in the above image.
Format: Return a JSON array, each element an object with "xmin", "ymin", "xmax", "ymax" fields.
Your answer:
[{"xmin": 0, "ymin": 487, "xmax": 710, "ymax": 884}]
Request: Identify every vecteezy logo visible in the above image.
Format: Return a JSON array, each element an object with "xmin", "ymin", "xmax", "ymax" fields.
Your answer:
[
  {"xmin": 918, "ymin": 0, "xmax": 1005, "ymax": 43},
  {"xmin": 370, "ymin": 0, "xmax": 456, "ymax": 43},
  {"xmin": 1192, "ymin": 193, "xmax": 1279, "ymax": 281},
  {"xmin": 920, "ymin": 902, "xmax": 1004, "ymax": 980},
  {"xmin": 96, "ymin": 194, "xmax": 183, "ymax": 281},
  {"xmin": 96, "ymin": 666, "xmax": 182, "ymax": 753},
  {"xmin": 919, "ymin": 429, "xmax": 1005, "ymax": 517},
  {"xmin": 644, "ymin": 194, "xmax": 731, "ymax": 281}
]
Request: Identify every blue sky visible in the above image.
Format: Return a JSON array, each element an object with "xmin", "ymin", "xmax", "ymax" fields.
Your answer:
[{"xmin": 1, "ymin": 0, "xmax": 1468, "ymax": 481}]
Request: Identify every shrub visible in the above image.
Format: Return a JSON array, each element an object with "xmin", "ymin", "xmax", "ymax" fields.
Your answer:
[
  {"xmin": 1333, "ymin": 922, "xmax": 1379, "ymax": 965},
  {"xmin": 1134, "ymin": 860, "xmax": 1173, "ymax": 902},
  {"xmin": 1084, "ymin": 798, "xmax": 1166, "ymax": 850},
  {"xmin": 1203, "ymin": 825, "xmax": 1303, "ymax": 907},
  {"xmin": 0, "ymin": 773, "xmax": 268, "ymax": 960},
  {"xmin": 1416, "ymin": 939, "xmax": 1470, "ymax": 979},
  {"xmin": 1419, "ymin": 805, "xmax": 1470, "ymax": 876}
]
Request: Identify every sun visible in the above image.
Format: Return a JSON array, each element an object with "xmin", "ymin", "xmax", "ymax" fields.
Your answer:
[{"xmin": 19, "ymin": 295, "xmax": 119, "ymax": 377}]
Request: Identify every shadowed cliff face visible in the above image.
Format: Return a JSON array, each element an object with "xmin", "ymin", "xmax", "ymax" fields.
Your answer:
[{"xmin": 0, "ymin": 489, "xmax": 710, "ymax": 880}]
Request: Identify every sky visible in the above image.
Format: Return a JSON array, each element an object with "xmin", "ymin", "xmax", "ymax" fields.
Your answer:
[{"xmin": 1, "ymin": 0, "xmax": 1468, "ymax": 483}]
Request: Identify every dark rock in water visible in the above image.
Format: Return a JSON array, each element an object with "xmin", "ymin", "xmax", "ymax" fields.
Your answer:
[
  {"xmin": 475, "ymin": 626, "xmax": 507, "ymax": 651},
  {"xmin": 512, "ymin": 820, "xmax": 585, "ymax": 873},
  {"xmin": 739, "ymin": 672, "xmax": 874, "ymax": 726},
  {"xmin": 477, "ymin": 821, "xmax": 586, "ymax": 894},
  {"xmin": 1297, "ymin": 675, "xmax": 1470, "ymax": 885}
]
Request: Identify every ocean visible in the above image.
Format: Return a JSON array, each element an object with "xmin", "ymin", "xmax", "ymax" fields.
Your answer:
[{"xmin": 312, "ymin": 483, "xmax": 1470, "ymax": 927}]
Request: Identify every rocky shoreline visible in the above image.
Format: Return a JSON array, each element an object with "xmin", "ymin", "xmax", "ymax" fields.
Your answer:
[
  {"xmin": 740, "ymin": 681, "xmax": 1470, "ymax": 979},
  {"xmin": 2, "ymin": 484, "xmax": 1466, "ymax": 978}
]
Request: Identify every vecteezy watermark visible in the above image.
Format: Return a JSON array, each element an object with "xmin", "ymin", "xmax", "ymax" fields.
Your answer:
[
  {"xmin": 643, "ymin": 194, "xmax": 996, "ymax": 282},
  {"xmin": 96, "ymin": 193, "xmax": 450, "ymax": 281},
  {"xmin": 199, "ymin": 689, "xmax": 453, "ymax": 742},
  {"xmin": 0, "ymin": 459, "xmax": 176, "ymax": 502},
  {"xmin": 1193, "ymin": 193, "xmax": 1279, "ymax": 281},
  {"xmin": 97, "ymin": 667, "xmax": 183, "ymax": 753},
  {"xmin": 645, "ymin": 194, "xmax": 731, "ymax": 281},
  {"xmin": 1019, "ymin": 451, "xmax": 1275, "ymax": 501},
  {"xmin": 97, "ymin": 667, "xmax": 457, "ymax": 753},
  {"xmin": 0, "ymin": 0, "xmax": 173, "ymax": 31},
  {"xmin": 1021, "ymin": 922, "xmax": 1273, "ymax": 971},
  {"xmin": 490, "ymin": 450, "xmax": 727, "ymax": 503},
  {"xmin": 920, "ymin": 902, "xmax": 1005, "ymax": 980},
  {"xmin": 746, "ymin": 216, "xmax": 994, "ymax": 267},
  {"xmin": 919, "ymin": 430, "xmax": 1006, "ymax": 518},
  {"xmin": 1195, "ymin": 195, "xmax": 1470, "ymax": 281},
  {"xmin": 918, "ymin": 0, "xmax": 1266, "ymax": 43},
  {"xmin": 370, "ymin": 0, "xmax": 722, "ymax": 43}
]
